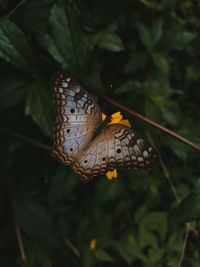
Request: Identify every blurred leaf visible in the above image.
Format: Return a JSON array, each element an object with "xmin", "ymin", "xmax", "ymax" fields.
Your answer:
[
  {"xmin": 94, "ymin": 248, "xmax": 114, "ymax": 262},
  {"xmin": 140, "ymin": 212, "xmax": 168, "ymax": 241},
  {"xmin": 48, "ymin": 166, "xmax": 78, "ymax": 204},
  {"xmin": 161, "ymin": 108, "xmax": 177, "ymax": 125},
  {"xmin": 124, "ymin": 52, "xmax": 147, "ymax": 73},
  {"xmin": 0, "ymin": 75, "xmax": 28, "ymax": 109},
  {"xmin": 138, "ymin": 0, "xmax": 162, "ymax": 10},
  {"xmin": 96, "ymin": 32, "xmax": 124, "ymax": 52},
  {"xmin": 0, "ymin": 0, "xmax": 8, "ymax": 8},
  {"xmin": 25, "ymin": 79, "xmax": 54, "ymax": 137},
  {"xmin": 137, "ymin": 23, "xmax": 153, "ymax": 51},
  {"xmin": 95, "ymin": 178, "xmax": 124, "ymax": 204},
  {"xmin": 172, "ymin": 179, "xmax": 200, "ymax": 224},
  {"xmin": 162, "ymin": 29, "xmax": 196, "ymax": 51},
  {"xmin": 15, "ymin": 200, "xmax": 61, "ymax": 248},
  {"xmin": 150, "ymin": 19, "xmax": 163, "ymax": 44},
  {"xmin": 39, "ymin": 0, "xmax": 89, "ymax": 73},
  {"xmin": 168, "ymin": 140, "xmax": 188, "ymax": 161},
  {"xmin": 27, "ymin": 244, "xmax": 52, "ymax": 267},
  {"xmin": 139, "ymin": 228, "xmax": 158, "ymax": 249},
  {"xmin": 115, "ymin": 80, "xmax": 140, "ymax": 94},
  {"xmin": 12, "ymin": 0, "xmax": 54, "ymax": 34},
  {"xmin": 151, "ymin": 52, "xmax": 168, "ymax": 75},
  {"xmin": 113, "ymin": 241, "xmax": 133, "ymax": 264},
  {"xmin": 173, "ymin": 31, "xmax": 195, "ymax": 48},
  {"xmin": 0, "ymin": 20, "xmax": 38, "ymax": 73}
]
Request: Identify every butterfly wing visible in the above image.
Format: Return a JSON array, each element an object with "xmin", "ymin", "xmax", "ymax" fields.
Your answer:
[
  {"xmin": 73, "ymin": 124, "xmax": 159, "ymax": 181},
  {"xmin": 51, "ymin": 72, "xmax": 102, "ymax": 164}
]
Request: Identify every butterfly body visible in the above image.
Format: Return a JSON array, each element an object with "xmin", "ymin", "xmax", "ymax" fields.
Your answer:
[{"xmin": 51, "ymin": 72, "xmax": 159, "ymax": 182}]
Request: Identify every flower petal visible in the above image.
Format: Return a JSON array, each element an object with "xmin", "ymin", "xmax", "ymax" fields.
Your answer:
[
  {"xmin": 106, "ymin": 169, "xmax": 117, "ymax": 180},
  {"xmin": 118, "ymin": 119, "xmax": 131, "ymax": 128},
  {"xmin": 102, "ymin": 113, "xmax": 107, "ymax": 121},
  {"xmin": 89, "ymin": 239, "xmax": 97, "ymax": 250},
  {"xmin": 109, "ymin": 111, "xmax": 131, "ymax": 127},
  {"xmin": 111, "ymin": 111, "xmax": 123, "ymax": 120}
]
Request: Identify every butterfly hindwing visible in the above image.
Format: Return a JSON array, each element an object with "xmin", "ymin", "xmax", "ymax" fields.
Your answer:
[
  {"xmin": 73, "ymin": 124, "xmax": 159, "ymax": 181},
  {"xmin": 51, "ymin": 72, "xmax": 102, "ymax": 164}
]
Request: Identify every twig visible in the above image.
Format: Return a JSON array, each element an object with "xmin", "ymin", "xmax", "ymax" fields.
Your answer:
[
  {"xmin": 15, "ymin": 224, "xmax": 26, "ymax": 262},
  {"xmin": 63, "ymin": 236, "xmax": 81, "ymax": 258},
  {"xmin": 2, "ymin": 0, "xmax": 27, "ymax": 19},
  {"xmin": 160, "ymin": 159, "xmax": 180, "ymax": 204},
  {"xmin": 147, "ymin": 132, "xmax": 180, "ymax": 203},
  {"xmin": 0, "ymin": 127, "xmax": 51, "ymax": 152},
  {"xmin": 178, "ymin": 224, "xmax": 190, "ymax": 267},
  {"xmin": 97, "ymin": 94, "xmax": 200, "ymax": 152}
]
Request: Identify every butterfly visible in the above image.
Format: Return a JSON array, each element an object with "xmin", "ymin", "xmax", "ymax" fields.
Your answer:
[{"xmin": 51, "ymin": 72, "xmax": 159, "ymax": 182}]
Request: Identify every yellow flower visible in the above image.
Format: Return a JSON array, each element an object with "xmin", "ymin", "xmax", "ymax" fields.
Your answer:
[
  {"xmin": 102, "ymin": 112, "xmax": 107, "ymax": 121},
  {"xmin": 106, "ymin": 169, "xmax": 117, "ymax": 180},
  {"xmin": 102, "ymin": 111, "xmax": 131, "ymax": 128},
  {"xmin": 89, "ymin": 239, "xmax": 97, "ymax": 250},
  {"xmin": 102, "ymin": 111, "xmax": 131, "ymax": 180}
]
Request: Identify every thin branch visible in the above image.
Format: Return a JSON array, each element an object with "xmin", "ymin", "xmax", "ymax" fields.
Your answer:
[
  {"xmin": 147, "ymin": 132, "xmax": 181, "ymax": 204},
  {"xmin": 2, "ymin": 0, "xmax": 27, "ymax": 19},
  {"xmin": 178, "ymin": 224, "xmax": 190, "ymax": 267},
  {"xmin": 63, "ymin": 236, "xmax": 81, "ymax": 258},
  {"xmin": 0, "ymin": 127, "xmax": 51, "ymax": 152},
  {"xmin": 160, "ymin": 159, "xmax": 180, "ymax": 204},
  {"xmin": 97, "ymin": 94, "xmax": 200, "ymax": 152},
  {"xmin": 15, "ymin": 224, "xmax": 26, "ymax": 262}
]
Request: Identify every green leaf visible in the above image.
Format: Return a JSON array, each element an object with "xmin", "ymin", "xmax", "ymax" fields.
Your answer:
[
  {"xmin": 163, "ymin": 29, "xmax": 195, "ymax": 51},
  {"xmin": 161, "ymin": 108, "xmax": 177, "ymax": 125},
  {"xmin": 96, "ymin": 32, "xmax": 124, "ymax": 52},
  {"xmin": 151, "ymin": 52, "xmax": 168, "ymax": 75},
  {"xmin": 150, "ymin": 19, "xmax": 163, "ymax": 44},
  {"xmin": 113, "ymin": 239, "xmax": 135, "ymax": 264},
  {"xmin": 140, "ymin": 212, "xmax": 168, "ymax": 242},
  {"xmin": 124, "ymin": 52, "xmax": 147, "ymax": 74},
  {"xmin": 14, "ymin": 200, "xmax": 61, "ymax": 248},
  {"xmin": 25, "ymin": 79, "xmax": 54, "ymax": 137},
  {"xmin": 48, "ymin": 166, "xmax": 78, "ymax": 204},
  {"xmin": 138, "ymin": 0, "xmax": 162, "ymax": 10},
  {"xmin": 0, "ymin": 74, "xmax": 29, "ymax": 109},
  {"xmin": 0, "ymin": 20, "xmax": 38, "ymax": 73},
  {"xmin": 94, "ymin": 248, "xmax": 114, "ymax": 262},
  {"xmin": 39, "ymin": 0, "xmax": 89, "ymax": 73},
  {"xmin": 173, "ymin": 31, "xmax": 195, "ymax": 48},
  {"xmin": 137, "ymin": 23, "xmax": 153, "ymax": 51},
  {"xmin": 12, "ymin": 0, "xmax": 54, "ymax": 34},
  {"xmin": 115, "ymin": 81, "xmax": 137, "ymax": 94},
  {"xmin": 172, "ymin": 179, "xmax": 200, "ymax": 224}
]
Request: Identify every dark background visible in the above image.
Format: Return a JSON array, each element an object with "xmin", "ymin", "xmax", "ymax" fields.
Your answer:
[{"xmin": 0, "ymin": 0, "xmax": 200, "ymax": 266}]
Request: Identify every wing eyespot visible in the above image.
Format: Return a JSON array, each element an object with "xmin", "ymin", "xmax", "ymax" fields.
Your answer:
[
  {"xmin": 67, "ymin": 129, "xmax": 70, "ymax": 133},
  {"xmin": 70, "ymin": 148, "xmax": 73, "ymax": 151},
  {"xmin": 70, "ymin": 108, "xmax": 75, "ymax": 113},
  {"xmin": 102, "ymin": 157, "xmax": 105, "ymax": 161},
  {"xmin": 84, "ymin": 160, "xmax": 88, "ymax": 163},
  {"xmin": 117, "ymin": 148, "xmax": 121, "ymax": 153}
]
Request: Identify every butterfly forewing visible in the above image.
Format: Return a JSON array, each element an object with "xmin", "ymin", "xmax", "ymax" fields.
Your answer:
[
  {"xmin": 73, "ymin": 124, "xmax": 159, "ymax": 181},
  {"xmin": 51, "ymin": 72, "xmax": 102, "ymax": 164}
]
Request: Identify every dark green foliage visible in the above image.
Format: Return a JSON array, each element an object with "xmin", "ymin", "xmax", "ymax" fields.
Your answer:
[{"xmin": 0, "ymin": 0, "xmax": 200, "ymax": 266}]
